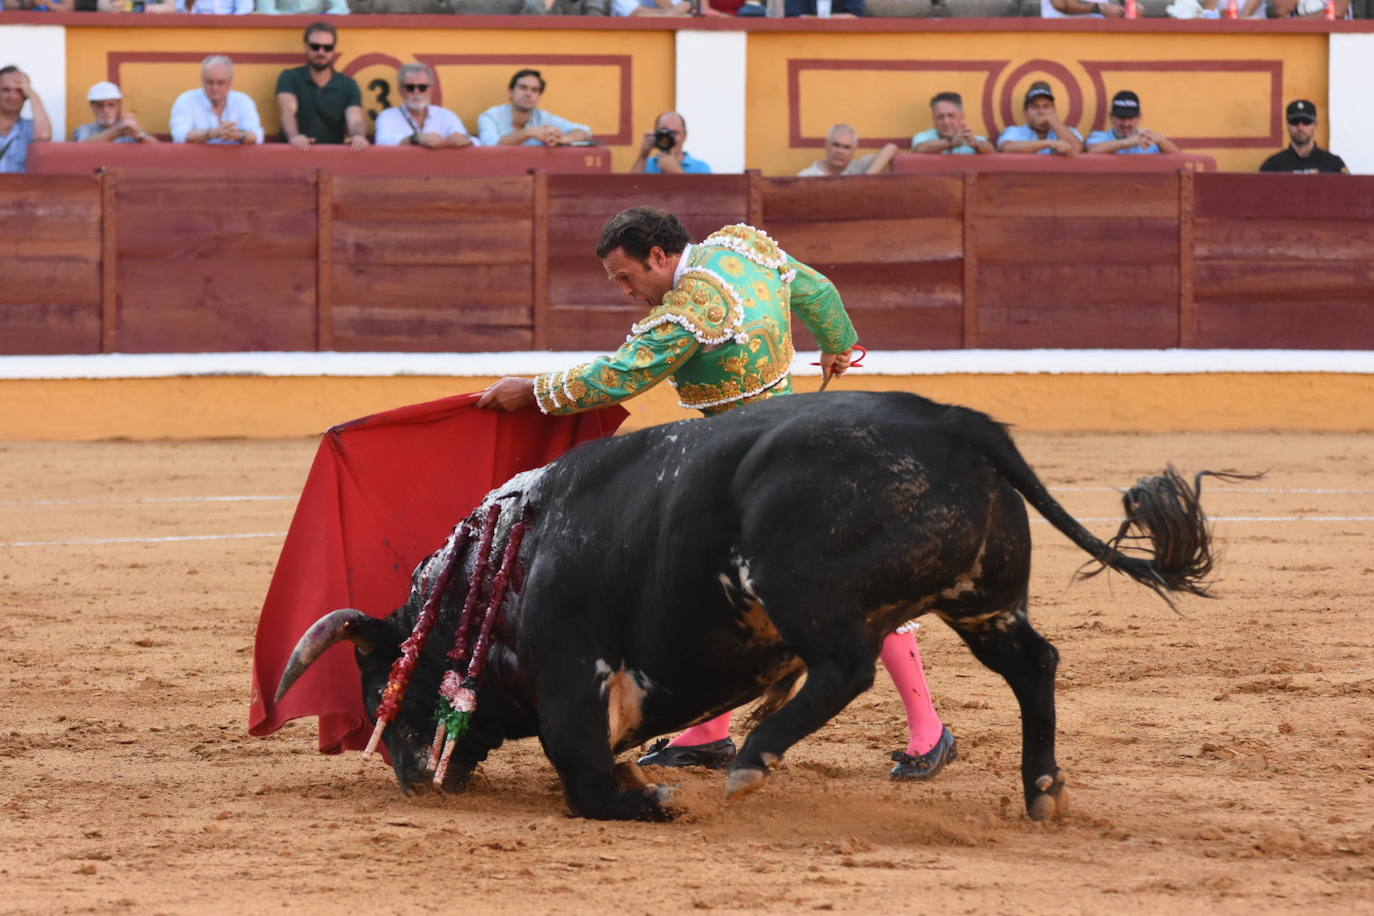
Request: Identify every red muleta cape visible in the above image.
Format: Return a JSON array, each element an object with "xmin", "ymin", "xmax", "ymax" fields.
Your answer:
[{"xmin": 248, "ymin": 392, "xmax": 627, "ymax": 753}]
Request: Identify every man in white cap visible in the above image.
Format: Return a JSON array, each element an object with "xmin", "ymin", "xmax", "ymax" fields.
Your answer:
[{"xmin": 74, "ymin": 81, "xmax": 157, "ymax": 144}]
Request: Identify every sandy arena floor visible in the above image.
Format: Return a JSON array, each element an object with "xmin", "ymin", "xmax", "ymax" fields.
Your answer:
[{"xmin": 1, "ymin": 429, "xmax": 1372, "ymax": 914}]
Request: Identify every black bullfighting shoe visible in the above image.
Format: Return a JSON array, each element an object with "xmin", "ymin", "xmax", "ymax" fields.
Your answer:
[
  {"xmin": 889, "ymin": 726, "xmax": 958, "ymax": 781},
  {"xmin": 636, "ymin": 737, "xmax": 737, "ymax": 770}
]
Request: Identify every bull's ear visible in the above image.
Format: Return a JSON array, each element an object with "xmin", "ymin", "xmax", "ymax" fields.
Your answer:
[{"xmin": 274, "ymin": 609, "xmax": 391, "ymax": 703}]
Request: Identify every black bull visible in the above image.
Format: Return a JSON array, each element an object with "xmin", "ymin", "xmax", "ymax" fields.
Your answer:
[{"xmin": 277, "ymin": 391, "xmax": 1224, "ymax": 822}]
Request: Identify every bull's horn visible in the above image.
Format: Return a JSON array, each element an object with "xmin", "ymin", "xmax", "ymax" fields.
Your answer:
[{"xmin": 274, "ymin": 608, "xmax": 377, "ymax": 703}]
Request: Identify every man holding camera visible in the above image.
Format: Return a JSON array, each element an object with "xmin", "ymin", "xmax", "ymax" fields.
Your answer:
[{"xmin": 630, "ymin": 111, "xmax": 712, "ymax": 175}]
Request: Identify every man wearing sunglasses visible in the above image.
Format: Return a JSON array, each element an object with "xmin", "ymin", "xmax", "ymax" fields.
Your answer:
[
  {"xmin": 374, "ymin": 63, "xmax": 475, "ymax": 149},
  {"xmin": 1260, "ymin": 100, "xmax": 1347, "ymax": 174},
  {"xmin": 275, "ymin": 22, "xmax": 369, "ymax": 151}
]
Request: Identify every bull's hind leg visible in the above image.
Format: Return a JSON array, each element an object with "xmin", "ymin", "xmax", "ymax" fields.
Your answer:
[
  {"xmin": 535, "ymin": 665, "xmax": 677, "ymax": 822},
  {"xmin": 944, "ymin": 598, "xmax": 1067, "ymax": 821},
  {"xmin": 726, "ymin": 616, "xmax": 876, "ymax": 799}
]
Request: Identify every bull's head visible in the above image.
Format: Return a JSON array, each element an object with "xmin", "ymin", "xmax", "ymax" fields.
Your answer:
[{"xmin": 275, "ymin": 607, "xmax": 458, "ymax": 794}]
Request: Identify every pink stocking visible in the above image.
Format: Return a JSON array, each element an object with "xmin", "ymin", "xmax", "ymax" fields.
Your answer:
[
  {"xmin": 669, "ymin": 710, "xmax": 732, "ymax": 746},
  {"xmin": 880, "ymin": 629, "xmax": 945, "ymax": 756}
]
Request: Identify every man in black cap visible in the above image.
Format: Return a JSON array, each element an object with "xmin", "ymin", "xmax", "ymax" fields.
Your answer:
[
  {"xmin": 996, "ymin": 81, "xmax": 1084, "ymax": 156},
  {"xmin": 1086, "ymin": 91, "xmax": 1180, "ymax": 155},
  {"xmin": 1260, "ymin": 100, "xmax": 1347, "ymax": 174}
]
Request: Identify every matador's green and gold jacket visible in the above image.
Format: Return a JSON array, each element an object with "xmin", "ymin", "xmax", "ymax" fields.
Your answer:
[{"xmin": 533, "ymin": 224, "xmax": 859, "ymax": 416}]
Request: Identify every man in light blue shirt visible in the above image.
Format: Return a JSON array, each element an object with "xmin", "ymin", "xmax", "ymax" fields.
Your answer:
[
  {"xmin": 1085, "ymin": 90, "xmax": 1180, "ymax": 156},
  {"xmin": 170, "ymin": 56, "xmax": 264, "ymax": 145},
  {"xmin": 630, "ymin": 112, "xmax": 712, "ymax": 175},
  {"xmin": 996, "ymin": 81, "xmax": 1084, "ymax": 156},
  {"xmin": 478, "ymin": 69, "xmax": 591, "ymax": 148},
  {"xmin": 911, "ymin": 92, "xmax": 994, "ymax": 155},
  {"xmin": 177, "ymin": 0, "xmax": 253, "ymax": 12},
  {"xmin": 0, "ymin": 66, "xmax": 52, "ymax": 174}
]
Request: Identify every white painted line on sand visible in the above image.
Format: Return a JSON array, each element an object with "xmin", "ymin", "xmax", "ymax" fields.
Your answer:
[
  {"xmin": 2, "ymin": 487, "xmax": 1371, "ymax": 511},
  {"xmin": 2, "ymin": 532, "xmax": 286, "ymax": 547},
  {"xmin": 4, "ymin": 516, "xmax": 1373, "ymax": 548},
  {"xmin": 0, "ymin": 495, "xmax": 294, "ymax": 508}
]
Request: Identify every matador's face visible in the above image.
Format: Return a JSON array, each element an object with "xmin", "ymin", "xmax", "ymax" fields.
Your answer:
[{"xmin": 602, "ymin": 246, "xmax": 676, "ymax": 309}]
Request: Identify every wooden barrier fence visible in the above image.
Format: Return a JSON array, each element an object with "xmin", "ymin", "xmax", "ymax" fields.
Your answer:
[{"xmin": 2, "ymin": 170, "xmax": 1371, "ymax": 356}]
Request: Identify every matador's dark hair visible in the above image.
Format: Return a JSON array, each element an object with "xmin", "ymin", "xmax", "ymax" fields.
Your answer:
[{"xmin": 595, "ymin": 207, "xmax": 691, "ymax": 262}]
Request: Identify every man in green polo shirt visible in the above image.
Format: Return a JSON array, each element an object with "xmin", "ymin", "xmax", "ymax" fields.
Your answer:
[{"xmin": 275, "ymin": 22, "xmax": 369, "ymax": 149}]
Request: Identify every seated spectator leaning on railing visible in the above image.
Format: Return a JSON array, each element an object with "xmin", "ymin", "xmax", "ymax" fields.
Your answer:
[
  {"xmin": 630, "ymin": 112, "xmax": 711, "ymax": 174},
  {"xmin": 911, "ymin": 92, "xmax": 993, "ymax": 155},
  {"xmin": 786, "ymin": 0, "xmax": 864, "ymax": 14},
  {"xmin": 798, "ymin": 124, "xmax": 897, "ymax": 176},
  {"xmin": 0, "ymin": 66, "xmax": 51, "ymax": 174},
  {"xmin": 1271, "ymin": 0, "xmax": 1350, "ymax": 16},
  {"xmin": 1259, "ymin": 100, "xmax": 1348, "ymax": 174},
  {"xmin": 523, "ymin": 0, "xmax": 610, "ymax": 13},
  {"xmin": 478, "ymin": 69, "xmax": 591, "ymax": 147},
  {"xmin": 1086, "ymin": 91, "xmax": 1179, "ymax": 155},
  {"xmin": 255, "ymin": 0, "xmax": 347, "ymax": 13},
  {"xmin": 374, "ymin": 63, "xmax": 476, "ymax": 149},
  {"xmin": 276, "ymin": 22, "xmax": 369, "ymax": 150},
  {"xmin": 1040, "ymin": 0, "xmax": 1123, "ymax": 16},
  {"xmin": 1200, "ymin": 0, "xmax": 1264, "ymax": 16},
  {"xmin": 997, "ymin": 82, "xmax": 1083, "ymax": 156},
  {"xmin": 177, "ymin": 0, "xmax": 252, "ymax": 12},
  {"xmin": 170, "ymin": 56, "xmax": 263, "ymax": 145},
  {"xmin": 75, "ymin": 81, "xmax": 157, "ymax": 144}
]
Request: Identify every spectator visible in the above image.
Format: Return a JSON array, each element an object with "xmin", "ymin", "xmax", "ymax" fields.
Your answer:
[
  {"xmin": 74, "ymin": 81, "xmax": 157, "ymax": 144},
  {"xmin": 798, "ymin": 124, "xmax": 897, "ymax": 176},
  {"xmin": 1086, "ymin": 91, "xmax": 1179, "ymax": 155},
  {"xmin": 1270, "ymin": 0, "xmax": 1349, "ymax": 15},
  {"xmin": 612, "ymin": 0, "xmax": 695, "ymax": 13},
  {"xmin": 612, "ymin": 0, "xmax": 738, "ymax": 14},
  {"xmin": 176, "ymin": 0, "xmax": 252, "ymax": 12},
  {"xmin": 1259, "ymin": 100, "xmax": 1348, "ymax": 174},
  {"xmin": 911, "ymin": 92, "xmax": 994, "ymax": 155},
  {"xmin": 169, "ymin": 56, "xmax": 263, "ymax": 145},
  {"xmin": 276, "ymin": 22, "xmax": 369, "ymax": 150},
  {"xmin": 0, "ymin": 66, "xmax": 51, "ymax": 174},
  {"xmin": 478, "ymin": 69, "xmax": 591, "ymax": 147},
  {"xmin": 374, "ymin": 63, "xmax": 476, "ymax": 148},
  {"xmin": 524, "ymin": 0, "xmax": 610, "ymax": 13},
  {"xmin": 997, "ymin": 82, "xmax": 1084, "ymax": 156},
  {"xmin": 1200, "ymin": 0, "xmax": 1264, "ymax": 16},
  {"xmin": 630, "ymin": 111, "xmax": 711, "ymax": 174},
  {"xmin": 1041, "ymin": 0, "xmax": 1124, "ymax": 14},
  {"xmin": 2, "ymin": 0, "xmax": 72, "ymax": 8},
  {"xmin": 786, "ymin": 0, "xmax": 864, "ymax": 14},
  {"xmin": 256, "ymin": 0, "xmax": 347, "ymax": 13}
]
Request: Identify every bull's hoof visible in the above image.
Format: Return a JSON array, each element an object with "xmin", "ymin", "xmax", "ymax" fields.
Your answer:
[
  {"xmin": 724, "ymin": 765, "xmax": 768, "ymax": 800},
  {"xmin": 573, "ymin": 785, "xmax": 680, "ymax": 821},
  {"xmin": 1027, "ymin": 769, "xmax": 1069, "ymax": 821}
]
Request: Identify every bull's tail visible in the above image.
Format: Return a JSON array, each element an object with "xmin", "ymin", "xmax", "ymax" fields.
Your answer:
[{"xmin": 941, "ymin": 405, "xmax": 1256, "ymax": 607}]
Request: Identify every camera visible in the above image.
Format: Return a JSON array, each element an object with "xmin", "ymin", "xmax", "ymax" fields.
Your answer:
[{"xmin": 653, "ymin": 127, "xmax": 677, "ymax": 152}]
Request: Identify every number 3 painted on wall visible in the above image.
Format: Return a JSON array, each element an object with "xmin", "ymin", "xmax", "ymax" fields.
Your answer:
[{"xmin": 367, "ymin": 78, "xmax": 393, "ymax": 126}]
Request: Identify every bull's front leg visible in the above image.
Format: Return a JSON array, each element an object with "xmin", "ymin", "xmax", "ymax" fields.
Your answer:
[
  {"xmin": 946, "ymin": 601, "xmax": 1066, "ymax": 821},
  {"xmin": 534, "ymin": 658, "xmax": 678, "ymax": 821},
  {"xmin": 726, "ymin": 618, "xmax": 877, "ymax": 800}
]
